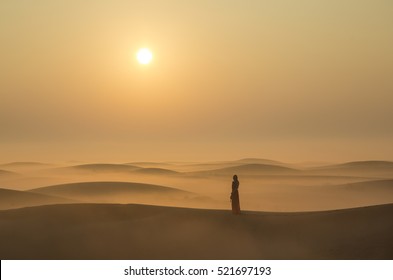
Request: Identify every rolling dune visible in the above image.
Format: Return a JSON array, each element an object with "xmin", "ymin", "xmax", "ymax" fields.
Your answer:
[
  {"xmin": 190, "ymin": 164, "xmax": 300, "ymax": 176},
  {"xmin": 308, "ymin": 161, "xmax": 393, "ymax": 177},
  {"xmin": 132, "ymin": 168, "xmax": 180, "ymax": 175},
  {"xmin": 0, "ymin": 203, "xmax": 392, "ymax": 259},
  {"xmin": 341, "ymin": 179, "xmax": 393, "ymax": 191},
  {"xmin": 0, "ymin": 188, "xmax": 75, "ymax": 210},
  {"xmin": 66, "ymin": 164, "xmax": 140, "ymax": 173},
  {"xmin": 0, "ymin": 162, "xmax": 51, "ymax": 171},
  {"xmin": 29, "ymin": 181, "xmax": 212, "ymax": 207}
]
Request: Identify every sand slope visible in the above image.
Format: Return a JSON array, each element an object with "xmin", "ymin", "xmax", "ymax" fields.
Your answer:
[
  {"xmin": 341, "ymin": 179, "xmax": 393, "ymax": 191},
  {"xmin": 0, "ymin": 203, "xmax": 392, "ymax": 259},
  {"xmin": 0, "ymin": 162, "xmax": 51, "ymax": 170},
  {"xmin": 0, "ymin": 169, "xmax": 18, "ymax": 177},
  {"xmin": 29, "ymin": 181, "xmax": 208, "ymax": 206},
  {"xmin": 0, "ymin": 188, "xmax": 75, "ymax": 210}
]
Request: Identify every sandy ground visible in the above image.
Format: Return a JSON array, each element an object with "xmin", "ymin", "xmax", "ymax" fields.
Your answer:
[{"xmin": 0, "ymin": 203, "xmax": 392, "ymax": 259}]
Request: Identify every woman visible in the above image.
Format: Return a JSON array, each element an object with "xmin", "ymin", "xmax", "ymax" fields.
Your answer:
[{"xmin": 230, "ymin": 174, "xmax": 241, "ymax": 215}]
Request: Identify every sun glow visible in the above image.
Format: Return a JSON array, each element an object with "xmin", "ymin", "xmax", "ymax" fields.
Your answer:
[{"xmin": 136, "ymin": 48, "xmax": 153, "ymax": 64}]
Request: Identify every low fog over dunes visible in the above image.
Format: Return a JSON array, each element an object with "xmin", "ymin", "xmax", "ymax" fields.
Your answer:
[
  {"xmin": 0, "ymin": 203, "xmax": 392, "ymax": 259},
  {"xmin": 1, "ymin": 158, "xmax": 392, "ymax": 211}
]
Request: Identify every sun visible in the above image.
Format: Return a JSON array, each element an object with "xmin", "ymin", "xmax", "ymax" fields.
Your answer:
[{"xmin": 136, "ymin": 48, "xmax": 153, "ymax": 64}]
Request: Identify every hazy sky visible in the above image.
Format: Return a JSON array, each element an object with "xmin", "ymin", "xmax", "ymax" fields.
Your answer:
[{"xmin": 1, "ymin": 0, "xmax": 392, "ymax": 163}]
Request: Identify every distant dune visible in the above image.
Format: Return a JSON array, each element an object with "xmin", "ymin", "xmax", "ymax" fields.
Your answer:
[
  {"xmin": 66, "ymin": 163, "xmax": 140, "ymax": 173},
  {"xmin": 309, "ymin": 161, "xmax": 393, "ymax": 177},
  {"xmin": 191, "ymin": 164, "xmax": 300, "ymax": 176},
  {"xmin": 339, "ymin": 179, "xmax": 393, "ymax": 192},
  {"xmin": 0, "ymin": 162, "xmax": 52, "ymax": 172},
  {"xmin": 133, "ymin": 167, "xmax": 180, "ymax": 175},
  {"xmin": 0, "ymin": 188, "xmax": 75, "ymax": 210},
  {"xmin": 233, "ymin": 158, "xmax": 285, "ymax": 165},
  {"xmin": 0, "ymin": 203, "xmax": 392, "ymax": 259},
  {"xmin": 169, "ymin": 159, "xmax": 286, "ymax": 172},
  {"xmin": 126, "ymin": 162, "xmax": 175, "ymax": 168},
  {"xmin": 29, "ymin": 181, "xmax": 207, "ymax": 206},
  {"xmin": 64, "ymin": 164, "xmax": 181, "ymax": 176},
  {"xmin": 30, "ymin": 181, "xmax": 187, "ymax": 196},
  {"xmin": 0, "ymin": 162, "xmax": 50, "ymax": 168},
  {"xmin": 335, "ymin": 161, "xmax": 393, "ymax": 168}
]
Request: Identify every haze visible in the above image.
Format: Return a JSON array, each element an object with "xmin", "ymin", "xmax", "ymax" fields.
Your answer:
[{"xmin": 1, "ymin": 0, "xmax": 392, "ymax": 163}]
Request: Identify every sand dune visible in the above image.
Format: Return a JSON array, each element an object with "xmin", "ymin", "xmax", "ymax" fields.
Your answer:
[
  {"xmin": 0, "ymin": 162, "xmax": 50, "ymax": 168},
  {"xmin": 334, "ymin": 160, "xmax": 393, "ymax": 168},
  {"xmin": 67, "ymin": 163, "xmax": 140, "ymax": 173},
  {"xmin": 341, "ymin": 179, "xmax": 393, "ymax": 191},
  {"xmin": 2, "ymin": 159, "xmax": 392, "ymax": 212},
  {"xmin": 132, "ymin": 167, "xmax": 180, "ymax": 175},
  {"xmin": 164, "ymin": 158, "xmax": 286, "ymax": 173},
  {"xmin": 0, "ymin": 203, "xmax": 392, "ymax": 259},
  {"xmin": 126, "ymin": 162, "xmax": 175, "ymax": 168},
  {"xmin": 191, "ymin": 163, "xmax": 300, "ymax": 176},
  {"xmin": 233, "ymin": 158, "xmax": 286, "ymax": 166},
  {"xmin": 63, "ymin": 164, "xmax": 180, "ymax": 176},
  {"xmin": 0, "ymin": 188, "xmax": 75, "ymax": 210},
  {"xmin": 30, "ymin": 181, "xmax": 188, "ymax": 196},
  {"xmin": 29, "ymin": 181, "xmax": 209, "ymax": 207},
  {"xmin": 0, "ymin": 162, "xmax": 53, "ymax": 173},
  {"xmin": 308, "ymin": 160, "xmax": 393, "ymax": 177}
]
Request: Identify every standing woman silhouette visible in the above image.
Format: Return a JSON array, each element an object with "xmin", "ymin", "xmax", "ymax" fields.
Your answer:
[{"xmin": 230, "ymin": 175, "xmax": 241, "ymax": 215}]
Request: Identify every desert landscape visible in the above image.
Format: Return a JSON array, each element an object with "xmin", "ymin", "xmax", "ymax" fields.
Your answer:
[
  {"xmin": 0, "ymin": 159, "xmax": 392, "ymax": 259},
  {"xmin": 1, "ymin": 0, "xmax": 393, "ymax": 263}
]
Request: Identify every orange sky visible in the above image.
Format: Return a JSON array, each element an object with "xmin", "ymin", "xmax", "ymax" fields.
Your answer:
[{"xmin": 1, "ymin": 0, "xmax": 392, "ymax": 163}]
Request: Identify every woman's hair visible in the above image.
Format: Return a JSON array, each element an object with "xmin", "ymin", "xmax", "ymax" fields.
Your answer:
[{"xmin": 233, "ymin": 174, "xmax": 238, "ymax": 180}]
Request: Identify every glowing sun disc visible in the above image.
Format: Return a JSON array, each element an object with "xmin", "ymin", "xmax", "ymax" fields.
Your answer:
[{"xmin": 136, "ymin": 48, "xmax": 153, "ymax": 64}]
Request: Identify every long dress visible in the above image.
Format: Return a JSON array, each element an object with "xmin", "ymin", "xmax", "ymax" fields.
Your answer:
[{"xmin": 231, "ymin": 179, "xmax": 241, "ymax": 215}]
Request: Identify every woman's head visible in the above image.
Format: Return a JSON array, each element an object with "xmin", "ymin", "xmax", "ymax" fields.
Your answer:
[{"xmin": 233, "ymin": 174, "xmax": 238, "ymax": 180}]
